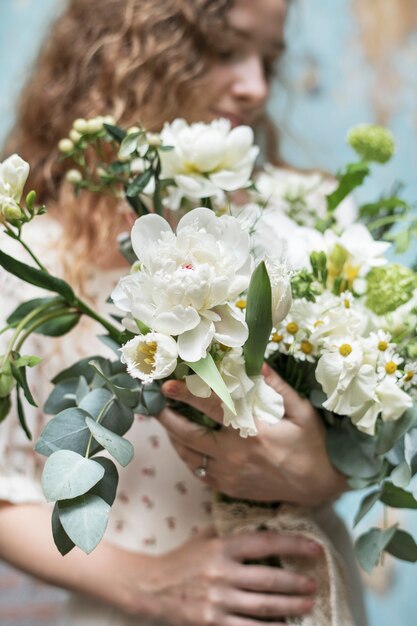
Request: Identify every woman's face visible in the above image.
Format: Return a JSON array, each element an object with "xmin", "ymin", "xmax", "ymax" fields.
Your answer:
[{"xmin": 188, "ymin": 0, "xmax": 287, "ymax": 128}]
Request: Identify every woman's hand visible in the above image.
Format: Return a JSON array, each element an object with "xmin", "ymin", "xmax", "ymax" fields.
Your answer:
[
  {"xmin": 158, "ymin": 364, "xmax": 348, "ymax": 505},
  {"xmin": 132, "ymin": 526, "xmax": 320, "ymax": 625}
]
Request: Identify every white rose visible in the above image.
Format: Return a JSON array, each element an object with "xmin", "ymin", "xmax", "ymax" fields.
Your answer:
[
  {"xmin": 112, "ymin": 208, "xmax": 251, "ymax": 362},
  {"xmin": 120, "ymin": 332, "xmax": 178, "ymax": 383},
  {"xmin": 159, "ymin": 118, "xmax": 258, "ymax": 199}
]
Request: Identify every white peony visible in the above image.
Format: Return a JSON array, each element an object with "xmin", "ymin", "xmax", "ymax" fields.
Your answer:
[
  {"xmin": 159, "ymin": 118, "xmax": 258, "ymax": 199},
  {"xmin": 120, "ymin": 332, "xmax": 178, "ymax": 383},
  {"xmin": 0, "ymin": 154, "xmax": 30, "ymax": 219},
  {"xmin": 112, "ymin": 208, "xmax": 251, "ymax": 362}
]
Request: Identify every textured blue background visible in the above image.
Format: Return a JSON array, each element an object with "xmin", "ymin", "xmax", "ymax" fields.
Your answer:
[{"xmin": 1, "ymin": 1, "xmax": 417, "ymax": 624}]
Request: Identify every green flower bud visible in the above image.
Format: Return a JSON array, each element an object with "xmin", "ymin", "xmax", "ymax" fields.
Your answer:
[
  {"xmin": 0, "ymin": 360, "xmax": 15, "ymax": 398},
  {"xmin": 366, "ymin": 264, "xmax": 417, "ymax": 315},
  {"xmin": 347, "ymin": 124, "xmax": 395, "ymax": 164},
  {"xmin": 0, "ymin": 198, "xmax": 24, "ymax": 220}
]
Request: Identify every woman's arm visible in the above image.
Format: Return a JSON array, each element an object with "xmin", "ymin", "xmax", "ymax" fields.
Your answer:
[
  {"xmin": 0, "ymin": 501, "xmax": 319, "ymax": 625},
  {"xmin": 158, "ymin": 364, "xmax": 348, "ymax": 506}
]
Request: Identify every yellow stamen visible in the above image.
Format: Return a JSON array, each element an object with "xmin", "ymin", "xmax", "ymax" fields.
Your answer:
[
  {"xmin": 286, "ymin": 322, "xmax": 299, "ymax": 335},
  {"xmin": 405, "ymin": 371, "xmax": 414, "ymax": 382},
  {"xmin": 377, "ymin": 341, "xmax": 388, "ymax": 351},
  {"xmin": 339, "ymin": 343, "xmax": 353, "ymax": 357},
  {"xmin": 385, "ymin": 361, "xmax": 397, "ymax": 375},
  {"xmin": 301, "ymin": 340, "xmax": 313, "ymax": 355},
  {"xmin": 314, "ymin": 320, "xmax": 324, "ymax": 328},
  {"xmin": 271, "ymin": 333, "xmax": 284, "ymax": 343},
  {"xmin": 344, "ymin": 299, "xmax": 351, "ymax": 309},
  {"xmin": 235, "ymin": 299, "xmax": 247, "ymax": 310}
]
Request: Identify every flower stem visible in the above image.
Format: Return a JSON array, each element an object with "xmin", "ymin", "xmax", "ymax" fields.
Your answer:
[{"xmin": 14, "ymin": 307, "xmax": 78, "ymax": 352}]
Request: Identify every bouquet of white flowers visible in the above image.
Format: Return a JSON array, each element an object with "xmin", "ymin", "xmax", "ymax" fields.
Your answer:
[{"xmin": 1, "ymin": 117, "xmax": 417, "ymax": 592}]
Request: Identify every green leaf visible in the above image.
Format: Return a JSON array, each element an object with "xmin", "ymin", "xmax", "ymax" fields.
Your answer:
[
  {"xmin": 89, "ymin": 457, "xmax": 119, "ymax": 506},
  {"xmin": 326, "ymin": 162, "xmax": 370, "ymax": 213},
  {"xmin": 381, "ymin": 482, "xmax": 417, "ymax": 509},
  {"xmin": 386, "ymin": 529, "xmax": 417, "ymax": 562},
  {"xmin": 35, "ymin": 407, "xmax": 92, "ymax": 457},
  {"xmin": 244, "ymin": 261, "xmax": 272, "ymax": 377},
  {"xmin": 10, "ymin": 363, "xmax": 37, "ymax": 407},
  {"xmin": 44, "ymin": 378, "xmax": 79, "ymax": 414},
  {"xmin": 15, "ymin": 387, "xmax": 32, "ymax": 440},
  {"xmin": 326, "ymin": 421, "xmax": 383, "ymax": 478},
  {"xmin": 376, "ymin": 406, "xmax": 417, "ymax": 454},
  {"xmin": 185, "ymin": 353, "xmax": 235, "ymax": 415},
  {"xmin": 0, "ymin": 395, "xmax": 11, "ymax": 423},
  {"xmin": 353, "ymin": 489, "xmax": 381, "ymax": 527},
  {"xmin": 0, "ymin": 249, "xmax": 75, "ymax": 303},
  {"xmin": 78, "ymin": 388, "xmax": 113, "ymax": 418},
  {"xmin": 58, "ymin": 494, "xmax": 110, "ymax": 554},
  {"xmin": 52, "ymin": 356, "xmax": 107, "ymax": 385},
  {"xmin": 125, "ymin": 168, "xmax": 153, "ymax": 197},
  {"xmin": 118, "ymin": 132, "xmax": 142, "ymax": 158},
  {"xmin": 12, "ymin": 355, "xmax": 42, "ymax": 368},
  {"xmin": 75, "ymin": 376, "xmax": 89, "ymax": 405},
  {"xmin": 89, "ymin": 360, "xmax": 139, "ymax": 407},
  {"xmin": 85, "ymin": 417, "xmax": 134, "ymax": 467},
  {"xmin": 355, "ymin": 525, "xmax": 398, "ymax": 573},
  {"xmin": 103, "ymin": 123, "xmax": 126, "ymax": 143},
  {"xmin": 140, "ymin": 382, "xmax": 166, "ymax": 416},
  {"xmin": 35, "ymin": 313, "xmax": 80, "ymax": 337},
  {"xmin": 41, "ymin": 450, "xmax": 104, "ymax": 502},
  {"xmin": 51, "ymin": 503, "xmax": 75, "ymax": 556},
  {"xmin": 6, "ymin": 297, "xmax": 62, "ymax": 325}
]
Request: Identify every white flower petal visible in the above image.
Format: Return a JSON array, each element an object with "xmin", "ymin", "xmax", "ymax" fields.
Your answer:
[
  {"xmin": 177, "ymin": 318, "xmax": 215, "ymax": 362},
  {"xmin": 185, "ymin": 374, "xmax": 212, "ymax": 398}
]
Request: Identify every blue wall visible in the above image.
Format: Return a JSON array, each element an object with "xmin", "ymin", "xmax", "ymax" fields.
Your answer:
[{"xmin": 1, "ymin": 1, "xmax": 417, "ymax": 624}]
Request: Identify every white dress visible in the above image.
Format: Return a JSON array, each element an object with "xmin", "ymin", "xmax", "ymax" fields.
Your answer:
[{"xmin": 0, "ymin": 218, "xmax": 367, "ymax": 626}]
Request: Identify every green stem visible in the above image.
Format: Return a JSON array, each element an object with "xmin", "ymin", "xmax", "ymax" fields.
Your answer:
[
  {"xmin": 74, "ymin": 298, "xmax": 122, "ymax": 343},
  {"xmin": 368, "ymin": 214, "xmax": 415, "ymax": 231},
  {"xmin": 1, "ymin": 301, "xmax": 61, "ymax": 369},
  {"xmin": 14, "ymin": 307, "xmax": 78, "ymax": 352},
  {"xmin": 3, "ymin": 225, "xmax": 47, "ymax": 272},
  {"xmin": 85, "ymin": 396, "xmax": 115, "ymax": 458}
]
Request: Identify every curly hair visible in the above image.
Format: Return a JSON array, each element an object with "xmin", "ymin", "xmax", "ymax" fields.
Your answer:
[{"xmin": 3, "ymin": 0, "xmax": 282, "ymax": 284}]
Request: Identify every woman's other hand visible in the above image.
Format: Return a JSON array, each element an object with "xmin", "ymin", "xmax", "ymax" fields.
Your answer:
[
  {"xmin": 158, "ymin": 364, "xmax": 348, "ymax": 505},
  {"xmin": 132, "ymin": 527, "xmax": 319, "ymax": 625}
]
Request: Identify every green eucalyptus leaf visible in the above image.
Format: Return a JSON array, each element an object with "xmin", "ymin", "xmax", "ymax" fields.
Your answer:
[
  {"xmin": 0, "ymin": 249, "xmax": 75, "ymax": 303},
  {"xmin": 353, "ymin": 489, "xmax": 381, "ymax": 527},
  {"xmin": 326, "ymin": 421, "xmax": 383, "ymax": 478},
  {"xmin": 89, "ymin": 360, "xmax": 139, "ymax": 407},
  {"xmin": 85, "ymin": 417, "xmax": 134, "ymax": 467},
  {"xmin": 139, "ymin": 382, "xmax": 166, "ymax": 416},
  {"xmin": 44, "ymin": 378, "xmax": 79, "ymax": 414},
  {"xmin": 185, "ymin": 353, "xmax": 235, "ymax": 415},
  {"xmin": 326, "ymin": 162, "xmax": 370, "ymax": 213},
  {"xmin": 89, "ymin": 457, "xmax": 119, "ymax": 506},
  {"xmin": 52, "ymin": 356, "xmax": 107, "ymax": 385},
  {"xmin": 75, "ymin": 376, "xmax": 90, "ymax": 405},
  {"xmin": 385, "ymin": 529, "xmax": 417, "ymax": 562},
  {"xmin": 35, "ymin": 407, "xmax": 92, "ymax": 457},
  {"xmin": 42, "ymin": 450, "xmax": 104, "ymax": 502},
  {"xmin": 52, "ymin": 503, "xmax": 75, "ymax": 556},
  {"xmin": 244, "ymin": 261, "xmax": 273, "ymax": 377},
  {"xmin": 58, "ymin": 494, "xmax": 110, "ymax": 554},
  {"xmin": 355, "ymin": 525, "xmax": 398, "ymax": 573},
  {"xmin": 381, "ymin": 482, "xmax": 417, "ymax": 509},
  {"xmin": 97, "ymin": 334, "xmax": 122, "ymax": 356},
  {"xmin": 78, "ymin": 388, "xmax": 114, "ymax": 418},
  {"xmin": 376, "ymin": 405, "xmax": 417, "ymax": 454}
]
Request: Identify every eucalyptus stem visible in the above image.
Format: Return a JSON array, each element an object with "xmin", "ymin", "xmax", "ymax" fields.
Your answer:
[
  {"xmin": 85, "ymin": 396, "xmax": 115, "ymax": 458},
  {"xmin": 74, "ymin": 298, "xmax": 122, "ymax": 343}
]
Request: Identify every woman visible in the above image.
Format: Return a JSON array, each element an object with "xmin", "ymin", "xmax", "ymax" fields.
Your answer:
[{"xmin": 0, "ymin": 1, "xmax": 366, "ymax": 624}]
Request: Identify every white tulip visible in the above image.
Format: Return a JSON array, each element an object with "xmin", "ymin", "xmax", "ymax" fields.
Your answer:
[{"xmin": 120, "ymin": 333, "xmax": 178, "ymax": 383}]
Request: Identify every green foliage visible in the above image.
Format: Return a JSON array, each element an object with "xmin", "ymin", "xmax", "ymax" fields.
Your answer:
[
  {"xmin": 366, "ymin": 264, "xmax": 417, "ymax": 315},
  {"xmin": 326, "ymin": 161, "xmax": 370, "ymax": 213},
  {"xmin": 355, "ymin": 525, "xmax": 398, "ymax": 573},
  {"xmin": 57, "ymin": 494, "xmax": 110, "ymax": 554},
  {"xmin": 347, "ymin": 124, "xmax": 395, "ymax": 164},
  {"xmin": 385, "ymin": 529, "xmax": 417, "ymax": 562},
  {"xmin": 185, "ymin": 353, "xmax": 235, "ymax": 415},
  {"xmin": 85, "ymin": 417, "xmax": 134, "ymax": 467},
  {"xmin": 42, "ymin": 450, "xmax": 105, "ymax": 502},
  {"xmin": 243, "ymin": 262, "xmax": 273, "ymax": 377}
]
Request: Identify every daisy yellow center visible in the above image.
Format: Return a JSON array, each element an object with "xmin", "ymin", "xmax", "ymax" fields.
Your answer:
[
  {"xmin": 378, "ymin": 341, "xmax": 388, "ymax": 351},
  {"xmin": 343, "ymin": 299, "xmax": 351, "ymax": 309},
  {"xmin": 235, "ymin": 299, "xmax": 247, "ymax": 310},
  {"xmin": 405, "ymin": 371, "xmax": 414, "ymax": 382},
  {"xmin": 339, "ymin": 343, "xmax": 353, "ymax": 357},
  {"xmin": 271, "ymin": 333, "xmax": 284, "ymax": 343},
  {"xmin": 385, "ymin": 361, "xmax": 397, "ymax": 375},
  {"xmin": 301, "ymin": 340, "xmax": 313, "ymax": 355},
  {"xmin": 286, "ymin": 322, "xmax": 299, "ymax": 335}
]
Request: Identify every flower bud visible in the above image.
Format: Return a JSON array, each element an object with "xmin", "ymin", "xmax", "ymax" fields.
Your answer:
[
  {"xmin": 0, "ymin": 362, "xmax": 15, "ymax": 398},
  {"xmin": 69, "ymin": 129, "xmax": 82, "ymax": 143},
  {"xmin": 58, "ymin": 138, "xmax": 75, "ymax": 154},
  {"xmin": 73, "ymin": 118, "xmax": 88, "ymax": 133},
  {"xmin": 1, "ymin": 198, "xmax": 24, "ymax": 220},
  {"xmin": 65, "ymin": 169, "xmax": 83, "ymax": 184},
  {"xmin": 347, "ymin": 124, "xmax": 395, "ymax": 164},
  {"xmin": 86, "ymin": 117, "xmax": 104, "ymax": 133},
  {"xmin": 266, "ymin": 261, "xmax": 293, "ymax": 327},
  {"xmin": 366, "ymin": 264, "xmax": 417, "ymax": 315},
  {"xmin": 146, "ymin": 132, "xmax": 162, "ymax": 147},
  {"xmin": 103, "ymin": 115, "xmax": 116, "ymax": 125},
  {"xmin": 127, "ymin": 126, "xmax": 141, "ymax": 135}
]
